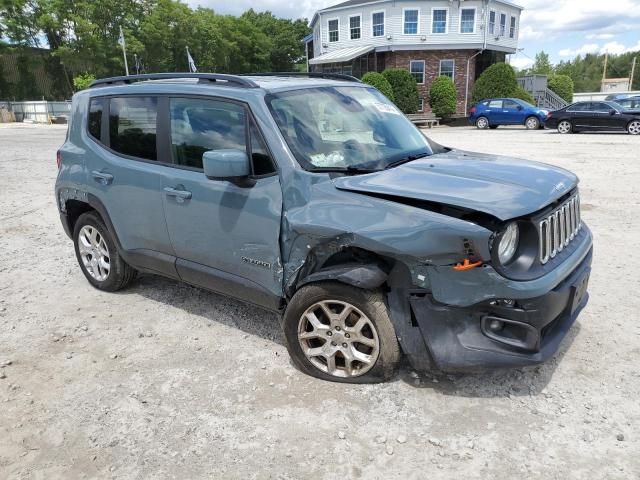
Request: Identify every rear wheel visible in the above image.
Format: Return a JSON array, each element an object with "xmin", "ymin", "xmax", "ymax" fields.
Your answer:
[
  {"xmin": 283, "ymin": 282, "xmax": 400, "ymax": 383},
  {"xmin": 489, "ymin": 125, "xmax": 499, "ymax": 130},
  {"xmin": 525, "ymin": 116, "xmax": 540, "ymax": 130},
  {"xmin": 73, "ymin": 211, "xmax": 137, "ymax": 291},
  {"xmin": 628, "ymin": 120, "xmax": 640, "ymax": 135},
  {"xmin": 475, "ymin": 116, "xmax": 490, "ymax": 129},
  {"xmin": 557, "ymin": 120, "xmax": 572, "ymax": 134}
]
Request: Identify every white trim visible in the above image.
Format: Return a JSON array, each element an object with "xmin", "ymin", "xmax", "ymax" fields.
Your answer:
[
  {"xmin": 410, "ymin": 59, "xmax": 426, "ymax": 84},
  {"xmin": 348, "ymin": 13, "xmax": 362, "ymax": 40},
  {"xmin": 509, "ymin": 15, "xmax": 517, "ymax": 39},
  {"xmin": 459, "ymin": 6, "xmax": 476, "ymax": 35},
  {"xmin": 402, "ymin": 7, "xmax": 421, "ymax": 35},
  {"xmin": 371, "ymin": 9, "xmax": 386, "ymax": 38},
  {"xmin": 419, "ymin": 98, "xmax": 425, "ymax": 112},
  {"xmin": 431, "ymin": 7, "xmax": 449, "ymax": 35},
  {"xmin": 327, "ymin": 17, "xmax": 340, "ymax": 43},
  {"xmin": 488, "ymin": 9, "xmax": 497, "ymax": 36},
  {"xmin": 439, "ymin": 59, "xmax": 455, "ymax": 79}
]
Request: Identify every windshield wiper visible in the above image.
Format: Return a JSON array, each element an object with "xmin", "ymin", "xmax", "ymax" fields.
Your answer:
[{"xmin": 384, "ymin": 152, "xmax": 431, "ymax": 170}]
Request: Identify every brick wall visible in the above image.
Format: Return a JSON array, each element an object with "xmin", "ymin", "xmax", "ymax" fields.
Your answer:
[{"xmin": 383, "ymin": 49, "xmax": 477, "ymax": 115}]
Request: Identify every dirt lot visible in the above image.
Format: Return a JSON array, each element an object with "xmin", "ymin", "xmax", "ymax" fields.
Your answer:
[{"xmin": 1, "ymin": 123, "xmax": 639, "ymax": 479}]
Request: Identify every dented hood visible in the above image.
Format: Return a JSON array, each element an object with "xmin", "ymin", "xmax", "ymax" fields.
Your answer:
[{"xmin": 331, "ymin": 150, "xmax": 578, "ymax": 221}]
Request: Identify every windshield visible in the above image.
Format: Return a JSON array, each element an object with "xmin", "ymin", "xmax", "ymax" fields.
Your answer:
[{"xmin": 266, "ymin": 86, "xmax": 433, "ymax": 171}]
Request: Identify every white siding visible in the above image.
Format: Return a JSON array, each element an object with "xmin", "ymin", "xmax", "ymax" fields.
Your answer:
[{"xmin": 312, "ymin": 0, "xmax": 521, "ymax": 58}]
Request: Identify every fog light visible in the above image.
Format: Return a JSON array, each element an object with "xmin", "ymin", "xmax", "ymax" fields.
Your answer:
[{"xmin": 489, "ymin": 319, "xmax": 504, "ymax": 332}]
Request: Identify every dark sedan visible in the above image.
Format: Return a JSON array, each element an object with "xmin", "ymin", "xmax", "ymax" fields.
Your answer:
[{"xmin": 545, "ymin": 101, "xmax": 640, "ymax": 135}]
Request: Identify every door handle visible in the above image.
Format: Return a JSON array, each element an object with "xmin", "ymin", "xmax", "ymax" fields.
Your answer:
[
  {"xmin": 91, "ymin": 170, "xmax": 113, "ymax": 185},
  {"xmin": 164, "ymin": 186, "xmax": 192, "ymax": 200}
]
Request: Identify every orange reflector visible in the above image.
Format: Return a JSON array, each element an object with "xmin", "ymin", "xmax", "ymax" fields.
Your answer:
[{"xmin": 453, "ymin": 259, "xmax": 483, "ymax": 271}]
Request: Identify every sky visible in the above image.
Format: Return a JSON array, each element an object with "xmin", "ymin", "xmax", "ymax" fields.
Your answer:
[{"xmin": 186, "ymin": 0, "xmax": 640, "ymax": 68}]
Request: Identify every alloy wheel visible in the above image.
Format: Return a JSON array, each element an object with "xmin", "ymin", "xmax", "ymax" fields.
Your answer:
[
  {"xmin": 78, "ymin": 225, "xmax": 111, "ymax": 281},
  {"xmin": 628, "ymin": 120, "xmax": 640, "ymax": 135},
  {"xmin": 476, "ymin": 117, "xmax": 489, "ymax": 129},
  {"xmin": 526, "ymin": 117, "xmax": 539, "ymax": 129},
  {"xmin": 297, "ymin": 300, "xmax": 380, "ymax": 378},
  {"xmin": 558, "ymin": 120, "xmax": 572, "ymax": 134}
]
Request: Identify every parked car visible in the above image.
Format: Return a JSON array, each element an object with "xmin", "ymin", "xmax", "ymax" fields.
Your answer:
[
  {"xmin": 56, "ymin": 73, "xmax": 592, "ymax": 383},
  {"xmin": 604, "ymin": 93, "xmax": 633, "ymax": 101},
  {"xmin": 615, "ymin": 95, "xmax": 640, "ymax": 110},
  {"xmin": 545, "ymin": 100, "xmax": 640, "ymax": 135},
  {"xmin": 468, "ymin": 98, "xmax": 548, "ymax": 130}
]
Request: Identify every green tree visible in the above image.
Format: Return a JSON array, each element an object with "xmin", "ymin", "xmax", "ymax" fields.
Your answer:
[
  {"xmin": 382, "ymin": 68, "xmax": 419, "ymax": 114},
  {"xmin": 73, "ymin": 73, "xmax": 96, "ymax": 91},
  {"xmin": 429, "ymin": 76, "xmax": 456, "ymax": 117},
  {"xmin": 547, "ymin": 74, "xmax": 574, "ymax": 103},
  {"xmin": 512, "ymin": 86, "xmax": 535, "ymax": 104},
  {"xmin": 530, "ymin": 50, "xmax": 553, "ymax": 75},
  {"xmin": 472, "ymin": 62, "xmax": 518, "ymax": 102},
  {"xmin": 361, "ymin": 72, "xmax": 394, "ymax": 101}
]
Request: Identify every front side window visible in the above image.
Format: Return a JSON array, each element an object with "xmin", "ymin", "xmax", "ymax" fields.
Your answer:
[
  {"xmin": 109, "ymin": 97, "xmax": 157, "ymax": 161},
  {"xmin": 439, "ymin": 59, "xmax": 455, "ymax": 80},
  {"xmin": 88, "ymin": 98, "xmax": 104, "ymax": 140},
  {"xmin": 489, "ymin": 11, "xmax": 496, "ymax": 35},
  {"xmin": 328, "ymin": 19, "xmax": 339, "ymax": 42},
  {"xmin": 404, "ymin": 9, "xmax": 419, "ymax": 34},
  {"xmin": 460, "ymin": 8, "xmax": 475, "ymax": 33},
  {"xmin": 350, "ymin": 16, "xmax": 361, "ymax": 40},
  {"xmin": 503, "ymin": 99, "xmax": 520, "ymax": 109},
  {"xmin": 510, "ymin": 16, "xmax": 517, "ymax": 38},
  {"xmin": 267, "ymin": 86, "xmax": 433, "ymax": 172},
  {"xmin": 410, "ymin": 60, "xmax": 425, "ymax": 84},
  {"xmin": 372, "ymin": 12, "xmax": 385, "ymax": 37},
  {"xmin": 432, "ymin": 9, "xmax": 448, "ymax": 34},
  {"xmin": 499, "ymin": 13, "xmax": 507, "ymax": 36}
]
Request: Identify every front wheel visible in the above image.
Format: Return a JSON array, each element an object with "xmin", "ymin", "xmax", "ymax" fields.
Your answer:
[
  {"xmin": 628, "ymin": 120, "xmax": 640, "ymax": 135},
  {"xmin": 557, "ymin": 120, "xmax": 573, "ymax": 134},
  {"xmin": 282, "ymin": 282, "xmax": 400, "ymax": 383},
  {"xmin": 475, "ymin": 116, "xmax": 490, "ymax": 129},
  {"xmin": 525, "ymin": 116, "xmax": 540, "ymax": 130}
]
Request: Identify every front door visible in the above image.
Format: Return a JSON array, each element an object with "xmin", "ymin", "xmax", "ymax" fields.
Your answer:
[
  {"xmin": 160, "ymin": 97, "xmax": 283, "ymax": 307},
  {"xmin": 502, "ymin": 99, "xmax": 523, "ymax": 125}
]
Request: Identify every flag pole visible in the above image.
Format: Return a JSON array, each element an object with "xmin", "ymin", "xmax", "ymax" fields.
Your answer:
[{"xmin": 119, "ymin": 26, "xmax": 129, "ymax": 76}]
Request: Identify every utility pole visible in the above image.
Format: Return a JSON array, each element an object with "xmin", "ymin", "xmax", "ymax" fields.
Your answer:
[
  {"xmin": 601, "ymin": 51, "xmax": 608, "ymax": 92},
  {"xmin": 630, "ymin": 56, "xmax": 637, "ymax": 91}
]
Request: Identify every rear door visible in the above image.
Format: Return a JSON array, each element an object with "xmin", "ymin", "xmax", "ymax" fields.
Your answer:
[
  {"xmin": 485, "ymin": 99, "xmax": 506, "ymax": 124},
  {"xmin": 569, "ymin": 102, "xmax": 596, "ymax": 129},
  {"xmin": 159, "ymin": 96, "xmax": 283, "ymax": 306}
]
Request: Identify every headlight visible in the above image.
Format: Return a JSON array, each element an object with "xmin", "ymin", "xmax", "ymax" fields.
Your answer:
[{"xmin": 497, "ymin": 222, "xmax": 519, "ymax": 264}]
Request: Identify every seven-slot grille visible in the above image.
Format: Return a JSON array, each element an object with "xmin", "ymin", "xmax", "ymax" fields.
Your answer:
[{"xmin": 538, "ymin": 194, "xmax": 581, "ymax": 264}]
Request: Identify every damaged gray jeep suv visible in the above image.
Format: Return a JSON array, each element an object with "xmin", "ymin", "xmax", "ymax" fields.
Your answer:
[{"xmin": 56, "ymin": 73, "xmax": 592, "ymax": 383}]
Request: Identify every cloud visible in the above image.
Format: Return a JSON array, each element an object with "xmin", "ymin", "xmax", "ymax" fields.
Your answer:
[
  {"xmin": 510, "ymin": 56, "xmax": 534, "ymax": 70},
  {"xmin": 586, "ymin": 33, "xmax": 616, "ymax": 40},
  {"xmin": 558, "ymin": 39, "xmax": 640, "ymax": 57}
]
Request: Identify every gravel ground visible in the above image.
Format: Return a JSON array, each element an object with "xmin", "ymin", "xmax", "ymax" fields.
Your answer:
[{"xmin": 0, "ymin": 123, "xmax": 639, "ymax": 480}]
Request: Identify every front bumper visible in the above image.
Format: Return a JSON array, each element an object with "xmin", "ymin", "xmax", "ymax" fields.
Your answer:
[{"xmin": 407, "ymin": 249, "xmax": 592, "ymax": 372}]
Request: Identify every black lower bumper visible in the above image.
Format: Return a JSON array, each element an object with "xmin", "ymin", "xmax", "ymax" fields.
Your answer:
[{"xmin": 406, "ymin": 250, "xmax": 592, "ymax": 373}]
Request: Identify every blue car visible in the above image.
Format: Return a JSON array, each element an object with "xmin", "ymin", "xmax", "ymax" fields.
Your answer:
[{"xmin": 469, "ymin": 98, "xmax": 548, "ymax": 130}]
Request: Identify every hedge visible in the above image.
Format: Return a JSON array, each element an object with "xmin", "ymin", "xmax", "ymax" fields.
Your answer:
[
  {"xmin": 547, "ymin": 74, "xmax": 574, "ymax": 103},
  {"xmin": 382, "ymin": 68, "xmax": 420, "ymax": 114},
  {"xmin": 472, "ymin": 62, "xmax": 518, "ymax": 103},
  {"xmin": 361, "ymin": 72, "xmax": 395, "ymax": 102},
  {"xmin": 429, "ymin": 76, "xmax": 457, "ymax": 117}
]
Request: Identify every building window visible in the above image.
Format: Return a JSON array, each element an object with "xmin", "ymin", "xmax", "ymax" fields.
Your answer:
[
  {"xmin": 439, "ymin": 59, "xmax": 455, "ymax": 80},
  {"xmin": 410, "ymin": 60, "xmax": 425, "ymax": 84},
  {"xmin": 419, "ymin": 98, "xmax": 424, "ymax": 112},
  {"xmin": 460, "ymin": 8, "xmax": 475, "ymax": 33},
  {"xmin": 489, "ymin": 11, "xmax": 496, "ymax": 35},
  {"xmin": 403, "ymin": 9, "xmax": 419, "ymax": 35},
  {"xmin": 509, "ymin": 16, "xmax": 517, "ymax": 38},
  {"xmin": 349, "ymin": 15, "xmax": 361, "ymax": 40},
  {"xmin": 432, "ymin": 9, "xmax": 448, "ymax": 34},
  {"xmin": 328, "ymin": 19, "xmax": 339, "ymax": 42},
  {"xmin": 499, "ymin": 13, "xmax": 507, "ymax": 36},
  {"xmin": 372, "ymin": 11, "xmax": 385, "ymax": 37}
]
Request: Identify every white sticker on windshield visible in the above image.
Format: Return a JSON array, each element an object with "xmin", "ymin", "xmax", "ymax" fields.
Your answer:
[
  {"xmin": 310, "ymin": 151, "xmax": 346, "ymax": 167},
  {"xmin": 373, "ymin": 103, "xmax": 401, "ymax": 115}
]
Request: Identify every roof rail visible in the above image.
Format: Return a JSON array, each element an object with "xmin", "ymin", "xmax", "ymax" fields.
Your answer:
[
  {"xmin": 89, "ymin": 73, "xmax": 259, "ymax": 89},
  {"xmin": 244, "ymin": 72, "xmax": 361, "ymax": 83}
]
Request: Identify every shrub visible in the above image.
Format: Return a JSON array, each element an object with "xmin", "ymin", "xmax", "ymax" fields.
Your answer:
[
  {"xmin": 548, "ymin": 74, "xmax": 574, "ymax": 103},
  {"xmin": 361, "ymin": 72, "xmax": 395, "ymax": 102},
  {"xmin": 73, "ymin": 73, "xmax": 96, "ymax": 91},
  {"xmin": 429, "ymin": 76, "xmax": 457, "ymax": 117},
  {"xmin": 512, "ymin": 86, "xmax": 536, "ymax": 105},
  {"xmin": 472, "ymin": 62, "xmax": 518, "ymax": 103},
  {"xmin": 382, "ymin": 68, "xmax": 420, "ymax": 114}
]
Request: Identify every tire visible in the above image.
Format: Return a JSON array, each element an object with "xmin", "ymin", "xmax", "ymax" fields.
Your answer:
[
  {"xmin": 282, "ymin": 282, "xmax": 400, "ymax": 383},
  {"xmin": 525, "ymin": 116, "xmax": 540, "ymax": 130},
  {"xmin": 475, "ymin": 116, "xmax": 490, "ymax": 129},
  {"xmin": 73, "ymin": 211, "xmax": 137, "ymax": 292},
  {"xmin": 557, "ymin": 120, "xmax": 573, "ymax": 134},
  {"xmin": 489, "ymin": 125, "xmax": 499, "ymax": 130},
  {"xmin": 628, "ymin": 120, "xmax": 640, "ymax": 135}
]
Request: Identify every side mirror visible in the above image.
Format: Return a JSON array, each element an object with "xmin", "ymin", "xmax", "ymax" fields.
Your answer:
[
  {"xmin": 517, "ymin": 105, "xmax": 523, "ymax": 111},
  {"xmin": 609, "ymin": 109, "xmax": 617, "ymax": 115},
  {"xmin": 203, "ymin": 149, "xmax": 250, "ymax": 179}
]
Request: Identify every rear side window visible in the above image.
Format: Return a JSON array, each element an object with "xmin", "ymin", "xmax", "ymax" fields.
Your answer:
[
  {"xmin": 109, "ymin": 97, "xmax": 158, "ymax": 161},
  {"xmin": 567, "ymin": 102, "xmax": 588, "ymax": 112},
  {"xmin": 488, "ymin": 100, "xmax": 503, "ymax": 108},
  {"xmin": 88, "ymin": 98, "xmax": 104, "ymax": 140}
]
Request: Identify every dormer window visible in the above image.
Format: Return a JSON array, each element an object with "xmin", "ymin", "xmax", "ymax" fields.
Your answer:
[
  {"xmin": 328, "ymin": 19, "xmax": 339, "ymax": 42},
  {"xmin": 403, "ymin": 9, "xmax": 419, "ymax": 35},
  {"xmin": 350, "ymin": 15, "xmax": 361, "ymax": 40},
  {"xmin": 432, "ymin": 8, "xmax": 448, "ymax": 34}
]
